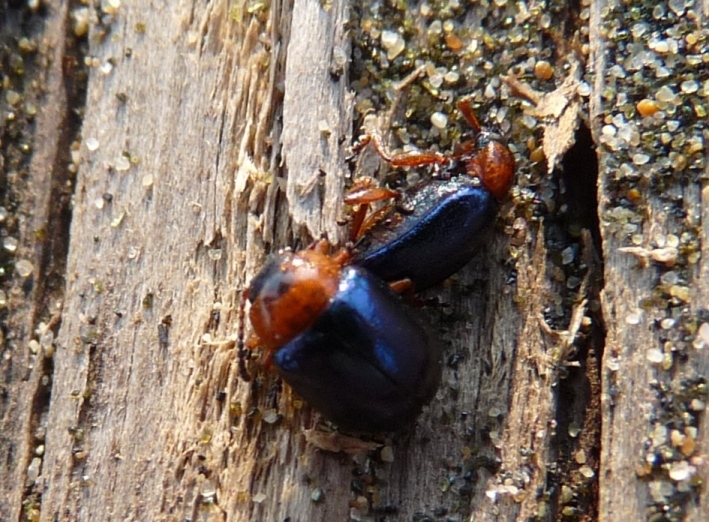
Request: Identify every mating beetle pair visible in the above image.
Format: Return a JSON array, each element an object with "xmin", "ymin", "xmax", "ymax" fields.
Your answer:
[{"xmin": 240, "ymin": 98, "xmax": 515, "ymax": 433}]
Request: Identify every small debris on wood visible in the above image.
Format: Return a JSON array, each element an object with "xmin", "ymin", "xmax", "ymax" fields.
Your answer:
[
  {"xmin": 303, "ymin": 427, "xmax": 383, "ymax": 454},
  {"xmin": 503, "ymin": 60, "xmax": 585, "ymax": 174},
  {"xmin": 618, "ymin": 246, "xmax": 678, "ymax": 267}
]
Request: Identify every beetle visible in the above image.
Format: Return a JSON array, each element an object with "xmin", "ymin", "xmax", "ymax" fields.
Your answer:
[
  {"xmin": 345, "ymin": 97, "xmax": 515, "ymax": 291},
  {"xmin": 240, "ymin": 240, "xmax": 441, "ymax": 433}
]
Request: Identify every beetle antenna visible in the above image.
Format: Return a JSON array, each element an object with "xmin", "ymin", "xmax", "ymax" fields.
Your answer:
[{"xmin": 237, "ymin": 289, "xmax": 251, "ymax": 382}]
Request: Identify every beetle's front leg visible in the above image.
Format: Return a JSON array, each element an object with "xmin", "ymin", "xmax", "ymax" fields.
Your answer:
[{"xmin": 344, "ymin": 176, "xmax": 400, "ymax": 241}]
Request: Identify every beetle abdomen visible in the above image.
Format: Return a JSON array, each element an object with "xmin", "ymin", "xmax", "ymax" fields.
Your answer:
[{"xmin": 273, "ymin": 265, "xmax": 441, "ymax": 433}]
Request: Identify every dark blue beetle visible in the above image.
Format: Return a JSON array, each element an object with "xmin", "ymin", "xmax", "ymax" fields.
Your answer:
[
  {"xmin": 244, "ymin": 240, "xmax": 441, "ymax": 433},
  {"xmin": 345, "ymin": 98, "xmax": 515, "ymax": 291},
  {"xmin": 349, "ymin": 176, "xmax": 498, "ymax": 291}
]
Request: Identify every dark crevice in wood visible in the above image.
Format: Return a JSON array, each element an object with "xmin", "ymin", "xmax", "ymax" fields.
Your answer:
[
  {"xmin": 561, "ymin": 125, "xmax": 603, "ymax": 258},
  {"xmin": 0, "ymin": 8, "xmax": 47, "ymax": 521},
  {"xmin": 548, "ymin": 123, "xmax": 605, "ymax": 520},
  {"xmin": 564, "ymin": 0, "xmax": 585, "ymax": 41},
  {"xmin": 0, "ymin": 2, "xmax": 86, "ymax": 519},
  {"xmin": 19, "ymin": 2, "xmax": 90, "ymax": 518},
  {"xmin": 0, "ymin": 6, "xmax": 53, "ymax": 342}
]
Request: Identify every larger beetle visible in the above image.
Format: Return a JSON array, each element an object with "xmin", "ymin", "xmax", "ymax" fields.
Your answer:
[{"xmin": 242, "ymin": 240, "xmax": 441, "ymax": 433}]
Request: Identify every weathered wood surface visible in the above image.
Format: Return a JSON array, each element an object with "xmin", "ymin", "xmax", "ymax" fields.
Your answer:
[
  {"xmin": 1, "ymin": 0, "xmax": 708, "ymax": 521},
  {"xmin": 1, "ymin": 1, "xmax": 76, "ymax": 520},
  {"xmin": 590, "ymin": 0, "xmax": 709, "ymax": 519}
]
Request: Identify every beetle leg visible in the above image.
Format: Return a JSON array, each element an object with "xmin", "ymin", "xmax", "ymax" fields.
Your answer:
[
  {"xmin": 330, "ymin": 247, "xmax": 352, "ymax": 267},
  {"xmin": 346, "ymin": 195, "xmax": 398, "ymax": 242},
  {"xmin": 345, "ymin": 176, "xmax": 400, "ymax": 241},
  {"xmin": 456, "ymin": 97, "xmax": 482, "ymax": 134},
  {"xmin": 360, "ymin": 126, "xmax": 449, "ymax": 169},
  {"xmin": 355, "ymin": 204, "xmax": 397, "ymax": 241},
  {"xmin": 364, "ymin": 127, "xmax": 449, "ymax": 169},
  {"xmin": 389, "ymin": 279, "xmax": 443, "ymax": 308},
  {"xmin": 240, "ymin": 330, "xmax": 276, "ymax": 374},
  {"xmin": 346, "ymin": 134, "xmax": 372, "ymax": 162},
  {"xmin": 347, "ymin": 191, "xmax": 397, "ymax": 241},
  {"xmin": 387, "ymin": 150, "xmax": 448, "ymax": 168},
  {"xmin": 348, "ymin": 204, "xmax": 368, "ymax": 243},
  {"xmin": 308, "ymin": 238, "xmax": 332, "ymax": 255},
  {"xmin": 389, "ymin": 278, "xmax": 415, "ymax": 295},
  {"xmin": 258, "ymin": 338, "xmax": 275, "ymax": 371},
  {"xmin": 344, "ymin": 183, "xmax": 399, "ymax": 205},
  {"xmin": 345, "ymin": 176, "xmax": 398, "ymax": 204}
]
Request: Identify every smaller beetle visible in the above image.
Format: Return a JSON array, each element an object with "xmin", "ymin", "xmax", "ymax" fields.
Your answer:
[
  {"xmin": 241, "ymin": 240, "xmax": 441, "ymax": 433},
  {"xmin": 345, "ymin": 97, "xmax": 516, "ymax": 291}
]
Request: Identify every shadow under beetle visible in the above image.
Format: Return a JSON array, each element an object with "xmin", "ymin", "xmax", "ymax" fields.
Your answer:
[
  {"xmin": 239, "ymin": 240, "xmax": 441, "ymax": 433},
  {"xmin": 345, "ymin": 97, "xmax": 516, "ymax": 291}
]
